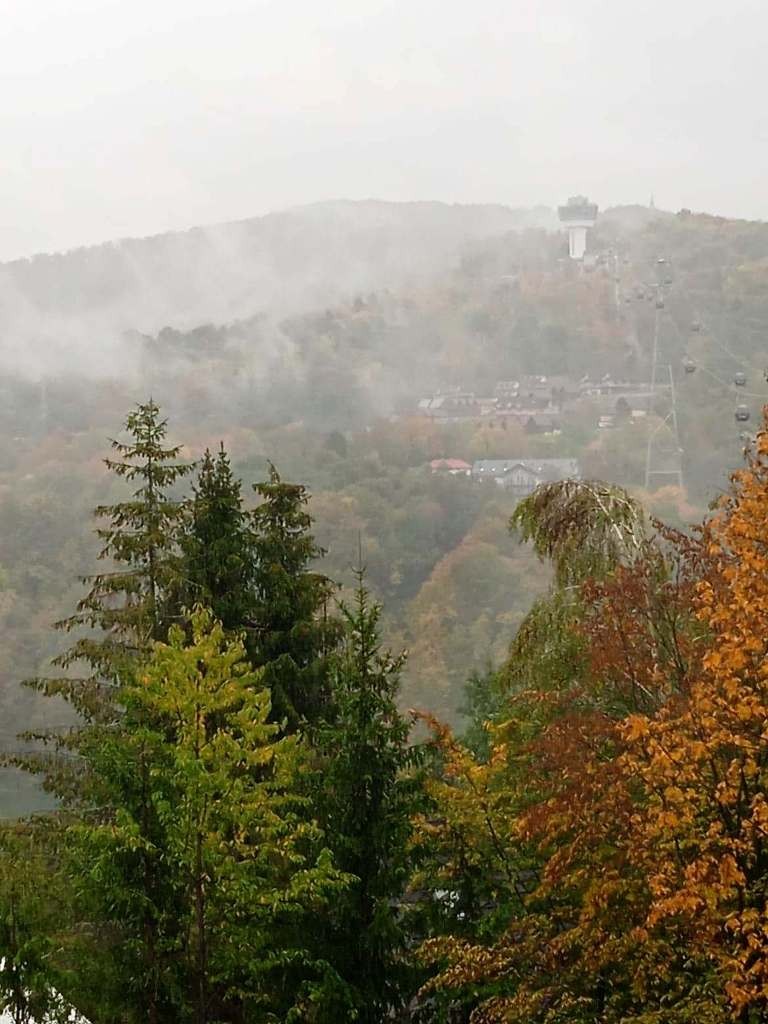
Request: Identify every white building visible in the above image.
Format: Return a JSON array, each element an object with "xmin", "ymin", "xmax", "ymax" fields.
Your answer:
[
  {"xmin": 558, "ymin": 196, "xmax": 598, "ymax": 259},
  {"xmin": 472, "ymin": 458, "xmax": 580, "ymax": 496}
]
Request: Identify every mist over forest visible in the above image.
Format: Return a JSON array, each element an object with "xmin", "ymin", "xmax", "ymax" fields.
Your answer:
[
  {"xmin": 0, "ymin": 200, "xmax": 553, "ymax": 375},
  {"xmin": 7, "ymin": 142, "xmax": 768, "ymax": 1024},
  {"xmin": 3, "ymin": 197, "xmax": 767, "ymax": 806},
  {"xmin": 5, "ymin": 1, "xmax": 768, "ymax": 1016}
]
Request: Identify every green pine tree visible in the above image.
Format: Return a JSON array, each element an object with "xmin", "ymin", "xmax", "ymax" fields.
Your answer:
[
  {"xmin": 179, "ymin": 444, "xmax": 254, "ymax": 632},
  {"xmin": 316, "ymin": 571, "xmax": 421, "ymax": 1023},
  {"xmin": 15, "ymin": 401, "xmax": 193, "ymax": 1023},
  {"xmin": 249, "ymin": 464, "xmax": 340, "ymax": 730},
  {"xmin": 28, "ymin": 400, "xmax": 193, "ymax": 738}
]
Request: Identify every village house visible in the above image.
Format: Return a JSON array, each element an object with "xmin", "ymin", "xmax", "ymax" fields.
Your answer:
[
  {"xmin": 418, "ymin": 372, "xmax": 653, "ymax": 431},
  {"xmin": 417, "ymin": 391, "xmax": 482, "ymax": 421},
  {"xmin": 578, "ymin": 373, "xmax": 640, "ymax": 397},
  {"xmin": 429, "ymin": 458, "xmax": 472, "ymax": 475},
  {"xmin": 472, "ymin": 458, "xmax": 580, "ymax": 497},
  {"xmin": 488, "ymin": 409, "xmax": 562, "ymax": 433},
  {"xmin": 518, "ymin": 375, "xmax": 581, "ymax": 408}
]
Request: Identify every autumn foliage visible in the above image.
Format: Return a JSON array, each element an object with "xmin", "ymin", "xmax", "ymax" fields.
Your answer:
[
  {"xmin": 417, "ymin": 416, "xmax": 768, "ymax": 1023},
  {"xmin": 622, "ymin": 427, "xmax": 768, "ymax": 1017}
]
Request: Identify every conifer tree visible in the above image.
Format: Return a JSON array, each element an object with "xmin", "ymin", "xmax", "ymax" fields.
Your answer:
[
  {"xmin": 249, "ymin": 464, "xmax": 340, "ymax": 729},
  {"xmin": 179, "ymin": 444, "xmax": 254, "ymax": 631},
  {"xmin": 28, "ymin": 399, "xmax": 192, "ymax": 739},
  {"xmin": 316, "ymin": 571, "xmax": 420, "ymax": 1023},
  {"xmin": 16, "ymin": 402, "xmax": 192, "ymax": 1023}
]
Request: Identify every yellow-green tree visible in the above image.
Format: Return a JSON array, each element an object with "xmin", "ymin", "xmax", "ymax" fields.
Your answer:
[{"xmin": 68, "ymin": 608, "xmax": 350, "ymax": 1022}]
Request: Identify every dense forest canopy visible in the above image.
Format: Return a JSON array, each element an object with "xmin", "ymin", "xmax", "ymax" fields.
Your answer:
[
  {"xmin": 2, "ymin": 200, "xmax": 766, "ymax": 779},
  {"xmin": 4, "ymin": 201, "xmax": 768, "ymax": 1021}
]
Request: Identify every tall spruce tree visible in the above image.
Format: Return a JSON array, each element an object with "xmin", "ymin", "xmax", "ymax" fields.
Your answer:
[
  {"xmin": 316, "ymin": 571, "xmax": 420, "ymax": 1023},
  {"xmin": 249, "ymin": 464, "xmax": 340, "ymax": 730},
  {"xmin": 28, "ymin": 399, "xmax": 193, "ymax": 741},
  {"xmin": 179, "ymin": 444, "xmax": 254, "ymax": 632},
  {"xmin": 18, "ymin": 401, "xmax": 192, "ymax": 1024}
]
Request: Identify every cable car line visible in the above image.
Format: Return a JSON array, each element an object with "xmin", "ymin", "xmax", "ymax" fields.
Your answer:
[
  {"xmin": 666, "ymin": 306, "xmax": 766, "ymax": 396},
  {"xmin": 686, "ymin": 361, "xmax": 766, "ymax": 399}
]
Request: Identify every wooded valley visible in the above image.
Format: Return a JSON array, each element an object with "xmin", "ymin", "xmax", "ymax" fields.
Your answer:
[{"xmin": 3, "ymin": 202, "xmax": 768, "ymax": 1021}]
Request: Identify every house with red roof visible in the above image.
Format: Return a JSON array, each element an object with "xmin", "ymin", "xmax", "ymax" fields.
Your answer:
[{"xmin": 429, "ymin": 458, "xmax": 472, "ymax": 476}]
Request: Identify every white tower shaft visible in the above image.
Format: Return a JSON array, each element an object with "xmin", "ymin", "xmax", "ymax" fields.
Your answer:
[
  {"xmin": 568, "ymin": 224, "xmax": 588, "ymax": 259},
  {"xmin": 557, "ymin": 196, "xmax": 598, "ymax": 260}
]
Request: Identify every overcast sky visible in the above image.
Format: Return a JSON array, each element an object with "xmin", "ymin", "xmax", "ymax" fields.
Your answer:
[{"xmin": 0, "ymin": 0, "xmax": 765, "ymax": 260}]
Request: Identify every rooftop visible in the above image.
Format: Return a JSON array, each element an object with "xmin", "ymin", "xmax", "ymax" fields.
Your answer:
[
  {"xmin": 472, "ymin": 458, "xmax": 580, "ymax": 479},
  {"xmin": 430, "ymin": 458, "xmax": 472, "ymax": 471}
]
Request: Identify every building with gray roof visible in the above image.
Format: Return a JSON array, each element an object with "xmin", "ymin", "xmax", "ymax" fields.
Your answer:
[{"xmin": 472, "ymin": 458, "xmax": 580, "ymax": 496}]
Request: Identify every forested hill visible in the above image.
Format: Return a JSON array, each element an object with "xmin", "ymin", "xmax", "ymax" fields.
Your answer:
[
  {"xmin": 4, "ymin": 201, "xmax": 768, "ymax": 818},
  {"xmin": 0, "ymin": 199, "xmax": 554, "ymax": 374}
]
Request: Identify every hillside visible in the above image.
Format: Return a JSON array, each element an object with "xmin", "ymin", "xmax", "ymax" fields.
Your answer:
[
  {"xmin": 3, "ymin": 201, "xmax": 768, "ymax": 816},
  {"xmin": 0, "ymin": 199, "xmax": 554, "ymax": 375}
]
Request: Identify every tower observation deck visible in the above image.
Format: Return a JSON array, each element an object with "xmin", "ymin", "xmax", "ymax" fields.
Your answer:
[{"xmin": 558, "ymin": 195, "xmax": 598, "ymax": 259}]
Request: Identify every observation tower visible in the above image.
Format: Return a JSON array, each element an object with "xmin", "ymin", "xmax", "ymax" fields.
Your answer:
[{"xmin": 558, "ymin": 195, "xmax": 598, "ymax": 259}]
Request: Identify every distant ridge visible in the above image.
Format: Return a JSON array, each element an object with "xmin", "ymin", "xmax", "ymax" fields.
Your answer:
[
  {"xmin": 598, "ymin": 204, "xmax": 675, "ymax": 231},
  {"xmin": 0, "ymin": 200, "xmax": 555, "ymax": 320},
  {"xmin": 3, "ymin": 199, "xmax": 556, "ymax": 266},
  {"xmin": 0, "ymin": 199, "xmax": 556, "ymax": 373}
]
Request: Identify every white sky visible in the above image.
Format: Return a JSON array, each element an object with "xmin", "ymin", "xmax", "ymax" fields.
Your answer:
[{"xmin": 0, "ymin": 0, "xmax": 765, "ymax": 259}]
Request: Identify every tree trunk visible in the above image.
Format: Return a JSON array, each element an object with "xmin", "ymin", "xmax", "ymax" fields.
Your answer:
[{"xmin": 194, "ymin": 828, "xmax": 208, "ymax": 1024}]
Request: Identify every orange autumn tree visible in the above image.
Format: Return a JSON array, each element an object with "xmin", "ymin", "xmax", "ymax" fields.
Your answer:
[
  {"xmin": 621, "ymin": 419, "xmax": 768, "ymax": 1019},
  {"xmin": 492, "ymin": 526, "xmax": 714, "ymax": 1024},
  {"xmin": 415, "ymin": 479, "xmax": 714, "ymax": 1022},
  {"xmin": 419, "ymin": 418, "xmax": 768, "ymax": 1022}
]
